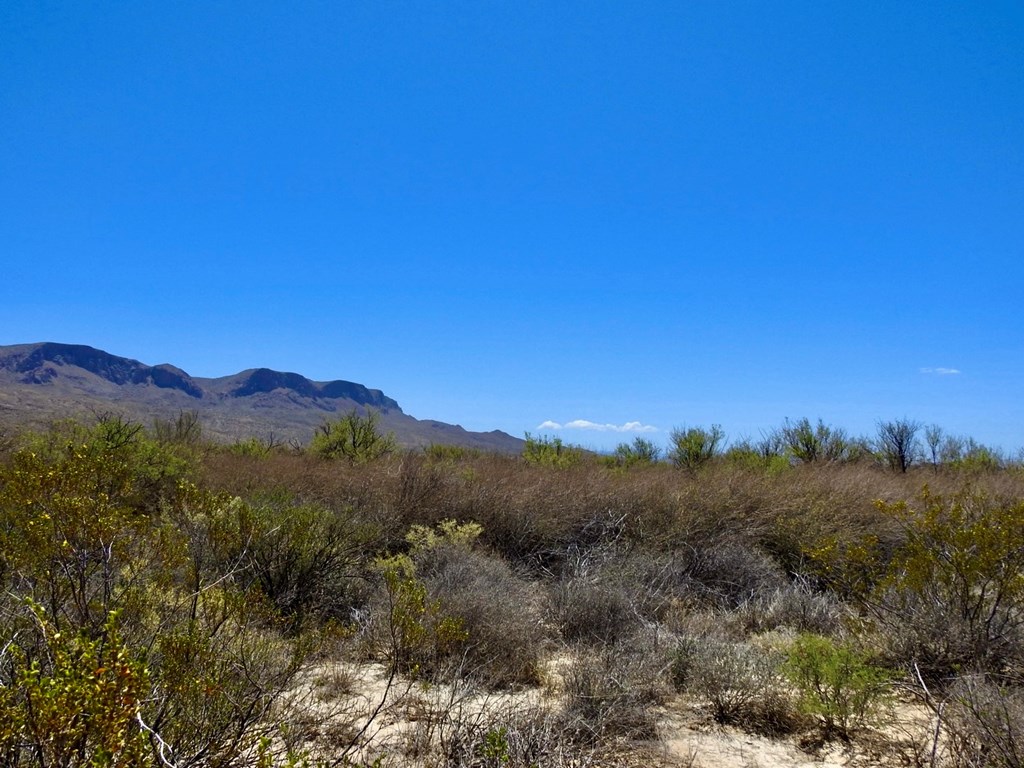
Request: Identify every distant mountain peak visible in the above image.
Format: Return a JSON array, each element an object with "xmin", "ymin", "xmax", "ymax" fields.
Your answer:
[
  {"xmin": 0, "ymin": 342, "xmax": 523, "ymax": 452},
  {"xmin": 1, "ymin": 341, "xmax": 204, "ymax": 398}
]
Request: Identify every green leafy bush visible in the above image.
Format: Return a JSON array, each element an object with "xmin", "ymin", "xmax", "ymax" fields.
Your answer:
[
  {"xmin": 0, "ymin": 606, "xmax": 150, "ymax": 767},
  {"xmin": 0, "ymin": 419, "xmax": 315, "ymax": 767},
  {"xmin": 783, "ymin": 633, "xmax": 891, "ymax": 738},
  {"xmin": 604, "ymin": 437, "xmax": 660, "ymax": 468},
  {"xmin": 309, "ymin": 409, "xmax": 396, "ymax": 463},
  {"xmin": 228, "ymin": 436, "xmax": 278, "ymax": 458},
  {"xmin": 522, "ymin": 433, "xmax": 583, "ymax": 467},
  {"xmin": 668, "ymin": 425, "xmax": 724, "ymax": 470},
  {"xmin": 816, "ymin": 488, "xmax": 1024, "ymax": 679},
  {"xmin": 779, "ymin": 417, "xmax": 849, "ymax": 463}
]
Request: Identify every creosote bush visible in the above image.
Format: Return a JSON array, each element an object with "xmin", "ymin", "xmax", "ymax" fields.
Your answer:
[
  {"xmin": 782, "ymin": 633, "xmax": 892, "ymax": 739},
  {"xmin": 604, "ymin": 437, "xmax": 660, "ymax": 469},
  {"xmin": 0, "ymin": 418, "xmax": 315, "ymax": 767},
  {"xmin": 309, "ymin": 409, "xmax": 396, "ymax": 463},
  {"xmin": 522, "ymin": 433, "xmax": 584, "ymax": 468},
  {"xmin": 668, "ymin": 424, "xmax": 725, "ymax": 470},
  {"xmin": 812, "ymin": 487, "xmax": 1024, "ymax": 680}
]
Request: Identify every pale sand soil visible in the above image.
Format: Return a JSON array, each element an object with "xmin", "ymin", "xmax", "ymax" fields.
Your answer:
[
  {"xmin": 658, "ymin": 701, "xmax": 934, "ymax": 768},
  {"xmin": 288, "ymin": 658, "xmax": 939, "ymax": 767}
]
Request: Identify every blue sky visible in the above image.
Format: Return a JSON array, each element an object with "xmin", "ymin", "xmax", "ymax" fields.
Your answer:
[{"xmin": 2, "ymin": 2, "xmax": 1022, "ymax": 452}]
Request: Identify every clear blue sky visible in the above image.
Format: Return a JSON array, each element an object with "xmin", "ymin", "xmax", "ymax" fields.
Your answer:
[{"xmin": 2, "ymin": 2, "xmax": 1022, "ymax": 452}]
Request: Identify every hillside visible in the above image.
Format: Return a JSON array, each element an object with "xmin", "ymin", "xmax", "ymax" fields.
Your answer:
[{"xmin": 0, "ymin": 342, "xmax": 523, "ymax": 452}]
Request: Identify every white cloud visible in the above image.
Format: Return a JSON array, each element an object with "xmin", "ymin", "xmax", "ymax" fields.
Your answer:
[
  {"xmin": 537, "ymin": 419, "xmax": 658, "ymax": 433},
  {"xmin": 920, "ymin": 367, "xmax": 961, "ymax": 375}
]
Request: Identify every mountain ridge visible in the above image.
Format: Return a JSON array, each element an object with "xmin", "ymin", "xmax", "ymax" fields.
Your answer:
[{"xmin": 0, "ymin": 342, "xmax": 522, "ymax": 452}]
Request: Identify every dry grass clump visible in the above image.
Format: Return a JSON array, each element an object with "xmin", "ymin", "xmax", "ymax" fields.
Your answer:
[
  {"xmin": 731, "ymin": 580, "xmax": 848, "ymax": 637},
  {"xmin": 560, "ymin": 630, "xmax": 673, "ymax": 743},
  {"xmin": 671, "ymin": 635, "xmax": 800, "ymax": 736},
  {"xmin": 943, "ymin": 674, "xmax": 1024, "ymax": 768},
  {"xmin": 414, "ymin": 543, "xmax": 547, "ymax": 688}
]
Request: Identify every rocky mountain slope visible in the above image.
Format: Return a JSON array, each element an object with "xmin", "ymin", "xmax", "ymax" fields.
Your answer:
[{"xmin": 0, "ymin": 342, "xmax": 523, "ymax": 452}]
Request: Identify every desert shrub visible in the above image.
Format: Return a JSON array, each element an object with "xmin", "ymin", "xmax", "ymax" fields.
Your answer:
[
  {"xmin": 0, "ymin": 606, "xmax": 150, "ymax": 767},
  {"xmin": 672, "ymin": 636, "xmax": 795, "ymax": 734},
  {"xmin": 153, "ymin": 409, "xmax": 203, "ymax": 446},
  {"xmin": 143, "ymin": 590, "xmax": 309, "ymax": 768},
  {"xmin": 668, "ymin": 425, "xmax": 725, "ymax": 470},
  {"xmin": 226, "ymin": 499, "xmax": 373, "ymax": 631},
  {"xmin": 782, "ymin": 633, "xmax": 892, "ymax": 739},
  {"xmin": 820, "ymin": 488, "xmax": 1024, "ymax": 680},
  {"xmin": 309, "ymin": 409, "xmax": 396, "ymax": 463},
  {"xmin": 0, "ymin": 418, "xmax": 195, "ymax": 633},
  {"xmin": 414, "ymin": 540, "xmax": 545, "ymax": 687},
  {"xmin": 0, "ymin": 420, "xmax": 316, "ymax": 768},
  {"xmin": 550, "ymin": 541, "xmax": 784, "ymax": 645},
  {"xmin": 723, "ymin": 439, "xmax": 792, "ymax": 474},
  {"xmin": 552, "ymin": 572, "xmax": 640, "ymax": 646},
  {"xmin": 10, "ymin": 415, "xmax": 194, "ymax": 511},
  {"xmin": 604, "ymin": 437, "xmax": 661, "ymax": 469},
  {"xmin": 732, "ymin": 580, "xmax": 847, "ymax": 637},
  {"xmin": 779, "ymin": 417, "xmax": 850, "ymax": 463},
  {"xmin": 677, "ymin": 541, "xmax": 788, "ymax": 609},
  {"xmin": 435, "ymin": 703, "xmax": 603, "ymax": 768},
  {"xmin": 944, "ymin": 675, "xmax": 1024, "ymax": 768},
  {"xmin": 228, "ymin": 436, "xmax": 278, "ymax": 458},
  {"xmin": 875, "ymin": 418, "xmax": 921, "ymax": 473},
  {"xmin": 522, "ymin": 433, "xmax": 584, "ymax": 468},
  {"xmin": 561, "ymin": 632, "xmax": 670, "ymax": 742},
  {"xmin": 370, "ymin": 553, "xmax": 469, "ymax": 679}
]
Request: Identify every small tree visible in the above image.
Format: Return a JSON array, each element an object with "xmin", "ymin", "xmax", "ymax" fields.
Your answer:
[
  {"xmin": 309, "ymin": 408, "xmax": 396, "ymax": 462},
  {"xmin": 779, "ymin": 418, "xmax": 848, "ymax": 463},
  {"xmin": 924, "ymin": 424, "xmax": 944, "ymax": 471},
  {"xmin": 876, "ymin": 418, "xmax": 921, "ymax": 473},
  {"xmin": 153, "ymin": 409, "xmax": 202, "ymax": 445},
  {"xmin": 522, "ymin": 433, "xmax": 583, "ymax": 467},
  {"xmin": 606, "ymin": 437, "xmax": 660, "ymax": 468},
  {"xmin": 668, "ymin": 425, "xmax": 724, "ymax": 470}
]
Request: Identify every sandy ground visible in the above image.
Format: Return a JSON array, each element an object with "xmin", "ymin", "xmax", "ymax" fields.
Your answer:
[{"xmin": 287, "ymin": 657, "xmax": 939, "ymax": 768}]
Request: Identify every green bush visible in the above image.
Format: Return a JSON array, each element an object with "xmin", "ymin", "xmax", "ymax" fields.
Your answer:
[
  {"xmin": 522, "ymin": 433, "xmax": 584, "ymax": 468},
  {"xmin": 779, "ymin": 417, "xmax": 849, "ymax": 463},
  {"xmin": 228, "ymin": 436, "xmax": 278, "ymax": 458},
  {"xmin": 604, "ymin": 437, "xmax": 660, "ymax": 469},
  {"xmin": 783, "ymin": 633, "xmax": 891, "ymax": 738},
  {"xmin": 0, "ymin": 419, "xmax": 315, "ymax": 767},
  {"xmin": 817, "ymin": 488, "xmax": 1024, "ymax": 679},
  {"xmin": 668, "ymin": 425, "xmax": 724, "ymax": 470},
  {"xmin": 372, "ymin": 554, "xmax": 468, "ymax": 679},
  {"xmin": 309, "ymin": 409, "xmax": 396, "ymax": 463},
  {"xmin": 0, "ymin": 417, "xmax": 192, "ymax": 632},
  {"xmin": 0, "ymin": 606, "xmax": 150, "ymax": 767}
]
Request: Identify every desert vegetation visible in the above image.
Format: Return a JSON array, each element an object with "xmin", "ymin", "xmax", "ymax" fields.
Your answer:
[{"xmin": 1, "ymin": 411, "xmax": 1023, "ymax": 766}]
